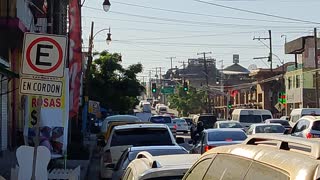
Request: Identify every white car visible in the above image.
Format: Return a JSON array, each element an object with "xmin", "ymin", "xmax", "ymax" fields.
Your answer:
[
  {"xmin": 122, "ymin": 152, "xmax": 200, "ymax": 180},
  {"xmin": 172, "ymin": 118, "xmax": 189, "ymax": 133},
  {"xmin": 246, "ymin": 123, "xmax": 285, "ymax": 135},
  {"xmin": 100, "ymin": 123, "xmax": 179, "ymax": 179}
]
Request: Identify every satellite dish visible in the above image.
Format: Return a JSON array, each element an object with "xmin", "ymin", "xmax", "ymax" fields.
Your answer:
[{"xmin": 248, "ymin": 64, "xmax": 258, "ymax": 71}]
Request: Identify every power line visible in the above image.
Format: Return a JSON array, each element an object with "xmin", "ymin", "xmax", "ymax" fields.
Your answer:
[
  {"xmin": 193, "ymin": 0, "xmax": 320, "ymax": 25},
  {"xmin": 82, "ymin": 6, "xmax": 316, "ymax": 29},
  {"xmin": 112, "ymin": 1, "xmax": 309, "ymax": 24}
]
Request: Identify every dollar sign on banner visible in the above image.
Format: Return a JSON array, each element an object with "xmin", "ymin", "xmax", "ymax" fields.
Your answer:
[{"xmin": 31, "ymin": 110, "xmax": 38, "ymax": 126}]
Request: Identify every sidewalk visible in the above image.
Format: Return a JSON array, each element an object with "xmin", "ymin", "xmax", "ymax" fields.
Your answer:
[{"xmin": 0, "ymin": 134, "xmax": 96, "ymax": 180}]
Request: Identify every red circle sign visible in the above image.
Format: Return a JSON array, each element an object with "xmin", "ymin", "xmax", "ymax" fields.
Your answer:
[{"xmin": 26, "ymin": 37, "xmax": 63, "ymax": 73}]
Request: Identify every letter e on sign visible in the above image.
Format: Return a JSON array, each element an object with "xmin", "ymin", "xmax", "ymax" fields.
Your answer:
[{"xmin": 21, "ymin": 33, "xmax": 67, "ymax": 77}]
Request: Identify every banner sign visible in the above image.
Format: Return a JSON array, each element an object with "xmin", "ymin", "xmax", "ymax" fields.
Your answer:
[
  {"xmin": 68, "ymin": 0, "xmax": 82, "ymax": 118},
  {"xmin": 24, "ymin": 70, "xmax": 69, "ymax": 158}
]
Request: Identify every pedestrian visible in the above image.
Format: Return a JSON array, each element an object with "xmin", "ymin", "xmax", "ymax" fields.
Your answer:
[{"xmin": 192, "ymin": 121, "xmax": 204, "ymax": 144}]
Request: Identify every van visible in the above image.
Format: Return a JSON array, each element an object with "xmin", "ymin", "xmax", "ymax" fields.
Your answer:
[
  {"xmin": 192, "ymin": 114, "xmax": 217, "ymax": 129},
  {"xmin": 232, "ymin": 109, "xmax": 272, "ymax": 129},
  {"xmin": 142, "ymin": 102, "xmax": 152, "ymax": 113},
  {"xmin": 289, "ymin": 108, "xmax": 320, "ymax": 126},
  {"xmin": 157, "ymin": 105, "xmax": 168, "ymax": 114}
]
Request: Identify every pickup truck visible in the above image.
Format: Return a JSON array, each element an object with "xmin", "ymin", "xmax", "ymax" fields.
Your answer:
[{"xmin": 148, "ymin": 115, "xmax": 177, "ymax": 137}]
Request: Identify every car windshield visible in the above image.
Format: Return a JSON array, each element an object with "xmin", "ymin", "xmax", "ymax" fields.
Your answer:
[
  {"xmin": 255, "ymin": 125, "xmax": 285, "ymax": 133},
  {"xmin": 111, "ymin": 128, "xmax": 173, "ymax": 146},
  {"xmin": 129, "ymin": 148, "xmax": 187, "ymax": 161},
  {"xmin": 173, "ymin": 119, "xmax": 186, "ymax": 124},
  {"xmin": 269, "ymin": 120, "xmax": 290, "ymax": 126},
  {"xmin": 198, "ymin": 116, "xmax": 217, "ymax": 129},
  {"xmin": 150, "ymin": 116, "xmax": 172, "ymax": 123},
  {"xmin": 239, "ymin": 115, "xmax": 262, "ymax": 123},
  {"xmin": 311, "ymin": 121, "xmax": 320, "ymax": 131},
  {"xmin": 208, "ymin": 131, "xmax": 247, "ymax": 141},
  {"xmin": 219, "ymin": 122, "xmax": 243, "ymax": 128}
]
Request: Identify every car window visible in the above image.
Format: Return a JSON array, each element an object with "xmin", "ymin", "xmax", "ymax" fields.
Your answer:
[
  {"xmin": 219, "ymin": 122, "xmax": 243, "ymax": 128},
  {"xmin": 150, "ymin": 116, "xmax": 172, "ymax": 123},
  {"xmin": 208, "ymin": 131, "xmax": 247, "ymax": 141},
  {"xmin": 312, "ymin": 121, "xmax": 320, "ymax": 131},
  {"xmin": 115, "ymin": 150, "xmax": 129, "ymax": 170},
  {"xmin": 293, "ymin": 120, "xmax": 309, "ymax": 133},
  {"xmin": 184, "ymin": 158, "xmax": 213, "ymax": 180},
  {"xmin": 255, "ymin": 125, "xmax": 285, "ymax": 133},
  {"xmin": 239, "ymin": 115, "xmax": 262, "ymax": 123},
  {"xmin": 203, "ymin": 154, "xmax": 252, "ymax": 180},
  {"xmin": 244, "ymin": 161, "xmax": 289, "ymax": 180},
  {"xmin": 111, "ymin": 128, "xmax": 174, "ymax": 146}
]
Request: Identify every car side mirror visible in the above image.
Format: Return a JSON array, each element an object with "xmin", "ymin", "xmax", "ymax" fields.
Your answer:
[{"xmin": 176, "ymin": 137, "xmax": 185, "ymax": 144}]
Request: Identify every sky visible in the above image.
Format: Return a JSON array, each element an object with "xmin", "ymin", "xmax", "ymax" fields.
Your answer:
[{"xmin": 81, "ymin": 0, "xmax": 320, "ymax": 81}]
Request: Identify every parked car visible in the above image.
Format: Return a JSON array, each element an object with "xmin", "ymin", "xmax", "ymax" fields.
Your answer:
[
  {"xmin": 291, "ymin": 116, "xmax": 320, "ymax": 138},
  {"xmin": 172, "ymin": 118, "xmax": 189, "ymax": 134},
  {"xmin": 265, "ymin": 119, "xmax": 292, "ymax": 134},
  {"xmin": 289, "ymin": 108, "xmax": 320, "ymax": 126},
  {"xmin": 213, "ymin": 121, "xmax": 244, "ymax": 131},
  {"xmin": 149, "ymin": 115, "xmax": 176, "ymax": 137},
  {"xmin": 183, "ymin": 134, "xmax": 320, "ymax": 180},
  {"xmin": 112, "ymin": 145, "xmax": 188, "ymax": 180},
  {"xmin": 246, "ymin": 123, "xmax": 285, "ymax": 135},
  {"xmin": 122, "ymin": 152, "xmax": 200, "ymax": 180},
  {"xmin": 100, "ymin": 123, "xmax": 181, "ymax": 179},
  {"xmin": 189, "ymin": 128, "xmax": 247, "ymax": 154}
]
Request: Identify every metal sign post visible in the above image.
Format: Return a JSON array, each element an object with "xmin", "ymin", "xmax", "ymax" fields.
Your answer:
[{"xmin": 31, "ymin": 96, "xmax": 42, "ymax": 180}]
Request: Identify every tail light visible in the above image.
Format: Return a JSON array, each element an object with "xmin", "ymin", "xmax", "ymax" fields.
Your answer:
[
  {"xmin": 173, "ymin": 125, "xmax": 177, "ymax": 130},
  {"xmin": 306, "ymin": 133, "xmax": 313, "ymax": 139},
  {"xmin": 103, "ymin": 149, "xmax": 112, "ymax": 165},
  {"xmin": 204, "ymin": 145, "xmax": 215, "ymax": 152}
]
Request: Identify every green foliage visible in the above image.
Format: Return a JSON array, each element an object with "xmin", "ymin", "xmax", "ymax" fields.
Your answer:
[
  {"xmin": 88, "ymin": 51, "xmax": 144, "ymax": 114},
  {"xmin": 168, "ymin": 86, "xmax": 206, "ymax": 116}
]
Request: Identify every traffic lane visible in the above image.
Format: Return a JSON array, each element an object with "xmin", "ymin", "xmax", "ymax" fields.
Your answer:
[{"xmin": 176, "ymin": 132, "xmax": 193, "ymax": 151}]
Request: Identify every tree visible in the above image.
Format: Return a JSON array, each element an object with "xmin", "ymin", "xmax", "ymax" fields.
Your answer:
[
  {"xmin": 88, "ymin": 51, "xmax": 144, "ymax": 114},
  {"xmin": 168, "ymin": 85, "xmax": 207, "ymax": 116}
]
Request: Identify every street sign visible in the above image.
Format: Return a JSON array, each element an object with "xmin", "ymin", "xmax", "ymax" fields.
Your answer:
[
  {"xmin": 161, "ymin": 87, "xmax": 174, "ymax": 95},
  {"xmin": 21, "ymin": 33, "xmax": 67, "ymax": 77},
  {"xmin": 20, "ymin": 78, "xmax": 63, "ymax": 97},
  {"xmin": 275, "ymin": 102, "xmax": 285, "ymax": 112},
  {"xmin": 89, "ymin": 100, "xmax": 100, "ymax": 114}
]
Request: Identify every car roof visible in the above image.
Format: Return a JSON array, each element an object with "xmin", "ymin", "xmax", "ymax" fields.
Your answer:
[
  {"xmin": 216, "ymin": 121, "xmax": 240, "ymax": 124},
  {"xmin": 105, "ymin": 115, "xmax": 141, "ymax": 121},
  {"xmin": 251, "ymin": 123, "xmax": 283, "ymax": 127},
  {"xmin": 205, "ymin": 128, "xmax": 244, "ymax": 133},
  {"xmin": 205, "ymin": 134, "xmax": 320, "ymax": 179},
  {"xmin": 298, "ymin": 116, "xmax": 320, "ymax": 122},
  {"xmin": 129, "ymin": 145, "xmax": 184, "ymax": 152},
  {"xmin": 114, "ymin": 123, "xmax": 168, "ymax": 130}
]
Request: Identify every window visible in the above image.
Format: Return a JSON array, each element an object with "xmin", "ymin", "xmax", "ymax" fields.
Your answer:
[
  {"xmin": 203, "ymin": 154, "xmax": 252, "ymax": 180},
  {"xmin": 185, "ymin": 157, "xmax": 213, "ymax": 180},
  {"xmin": 149, "ymin": 116, "xmax": 172, "ymax": 123},
  {"xmin": 262, "ymin": 115, "xmax": 272, "ymax": 121},
  {"xmin": 292, "ymin": 120, "xmax": 309, "ymax": 134},
  {"xmin": 296, "ymin": 75, "xmax": 301, "ymax": 88},
  {"xmin": 244, "ymin": 161, "xmax": 289, "ymax": 180},
  {"xmin": 110, "ymin": 128, "xmax": 174, "ymax": 146},
  {"xmin": 288, "ymin": 77, "xmax": 292, "ymax": 89},
  {"xmin": 239, "ymin": 115, "xmax": 262, "ymax": 123},
  {"xmin": 208, "ymin": 131, "xmax": 247, "ymax": 141},
  {"xmin": 312, "ymin": 121, "xmax": 320, "ymax": 131},
  {"xmin": 255, "ymin": 125, "xmax": 285, "ymax": 133}
]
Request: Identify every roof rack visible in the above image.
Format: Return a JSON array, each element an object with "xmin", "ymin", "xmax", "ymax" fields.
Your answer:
[
  {"xmin": 244, "ymin": 134, "xmax": 320, "ymax": 159},
  {"xmin": 136, "ymin": 151, "xmax": 161, "ymax": 168}
]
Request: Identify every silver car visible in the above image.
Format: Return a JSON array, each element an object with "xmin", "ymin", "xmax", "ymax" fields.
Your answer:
[
  {"xmin": 247, "ymin": 123, "xmax": 285, "ymax": 135},
  {"xmin": 112, "ymin": 145, "xmax": 188, "ymax": 180},
  {"xmin": 173, "ymin": 118, "xmax": 189, "ymax": 133},
  {"xmin": 291, "ymin": 116, "xmax": 320, "ymax": 138},
  {"xmin": 190, "ymin": 128, "xmax": 247, "ymax": 154}
]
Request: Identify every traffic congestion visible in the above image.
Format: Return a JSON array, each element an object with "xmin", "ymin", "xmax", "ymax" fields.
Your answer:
[{"xmin": 95, "ymin": 100, "xmax": 320, "ymax": 180}]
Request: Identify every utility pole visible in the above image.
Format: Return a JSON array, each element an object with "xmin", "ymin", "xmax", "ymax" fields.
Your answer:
[
  {"xmin": 253, "ymin": 30, "xmax": 273, "ymax": 72},
  {"xmin": 166, "ymin": 57, "xmax": 176, "ymax": 70},
  {"xmin": 197, "ymin": 52, "xmax": 212, "ymax": 113},
  {"xmin": 178, "ymin": 61, "xmax": 187, "ymax": 82},
  {"xmin": 315, "ymin": 28, "xmax": 319, "ymax": 108}
]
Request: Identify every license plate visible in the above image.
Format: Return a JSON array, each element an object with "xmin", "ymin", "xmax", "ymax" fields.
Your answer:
[{"xmin": 313, "ymin": 134, "xmax": 320, "ymax": 138}]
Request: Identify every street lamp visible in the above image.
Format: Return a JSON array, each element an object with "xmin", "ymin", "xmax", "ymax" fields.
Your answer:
[{"xmin": 103, "ymin": 0, "xmax": 111, "ymax": 12}]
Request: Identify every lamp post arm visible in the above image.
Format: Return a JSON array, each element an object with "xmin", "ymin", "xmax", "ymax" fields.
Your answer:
[{"xmin": 93, "ymin": 28, "xmax": 110, "ymax": 40}]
